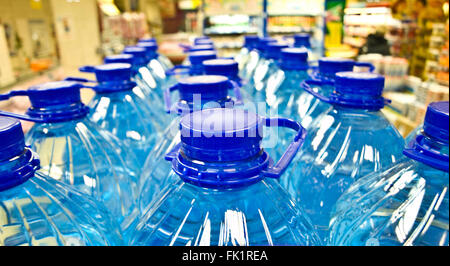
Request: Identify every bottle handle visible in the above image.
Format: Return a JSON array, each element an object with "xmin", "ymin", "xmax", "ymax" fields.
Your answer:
[
  {"xmin": 0, "ymin": 110, "xmax": 46, "ymax": 123},
  {"xmin": 261, "ymin": 117, "xmax": 307, "ymax": 178},
  {"xmin": 228, "ymin": 80, "xmax": 243, "ymax": 106},
  {"xmin": 164, "ymin": 143, "xmax": 182, "ymax": 161},
  {"xmin": 79, "ymin": 65, "xmax": 96, "ymax": 73},
  {"xmin": 163, "ymin": 84, "xmax": 179, "ymax": 113},
  {"xmin": 354, "ymin": 62, "xmax": 375, "ymax": 72},
  {"xmin": 301, "ymin": 79, "xmax": 331, "ymax": 103}
]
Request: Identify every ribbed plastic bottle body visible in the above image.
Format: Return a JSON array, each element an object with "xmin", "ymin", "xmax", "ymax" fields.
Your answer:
[
  {"xmin": 139, "ymin": 115, "xmax": 181, "ymax": 211},
  {"xmin": 130, "ymin": 177, "xmax": 322, "ymax": 246},
  {"xmin": 297, "ymin": 83, "xmax": 335, "ymax": 129},
  {"xmin": 134, "ymin": 66, "xmax": 164, "ymax": 104},
  {"xmin": 247, "ymin": 59, "xmax": 280, "ymax": 97},
  {"xmin": 25, "ymin": 118, "xmax": 139, "ymax": 230},
  {"xmin": 329, "ymin": 157, "xmax": 449, "ymax": 246},
  {"xmin": 0, "ymin": 150, "xmax": 123, "ymax": 246},
  {"xmin": 281, "ymin": 106, "xmax": 405, "ymax": 241},
  {"xmin": 158, "ymin": 54, "xmax": 174, "ymax": 71},
  {"xmin": 88, "ymin": 89, "xmax": 161, "ymax": 167}
]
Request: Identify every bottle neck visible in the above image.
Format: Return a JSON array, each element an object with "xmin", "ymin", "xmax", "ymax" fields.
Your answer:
[
  {"xmin": 0, "ymin": 148, "xmax": 40, "ymax": 192},
  {"xmin": 171, "ymin": 148, "xmax": 271, "ymax": 189},
  {"xmin": 404, "ymin": 132, "xmax": 449, "ymax": 172},
  {"xmin": 27, "ymin": 102, "xmax": 89, "ymax": 123}
]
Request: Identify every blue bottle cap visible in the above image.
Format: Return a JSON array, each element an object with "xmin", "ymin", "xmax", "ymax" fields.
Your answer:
[
  {"xmin": 403, "ymin": 101, "xmax": 449, "ymax": 172},
  {"xmin": 280, "ymin": 47, "xmax": 309, "ymax": 70},
  {"xmin": 318, "ymin": 58, "xmax": 355, "ymax": 79},
  {"xmin": 180, "ymin": 108, "xmax": 263, "ymax": 162},
  {"xmin": 294, "ymin": 33, "xmax": 311, "ymax": 48},
  {"xmin": 177, "ymin": 75, "xmax": 230, "ymax": 102},
  {"xmin": 423, "ymin": 101, "xmax": 449, "ymax": 142},
  {"xmin": 203, "ymin": 59, "xmax": 238, "ymax": 78},
  {"xmin": 188, "ymin": 45, "xmax": 215, "ymax": 52},
  {"xmin": 27, "ymin": 81, "xmax": 84, "ymax": 108},
  {"xmin": 188, "ymin": 51, "xmax": 217, "ymax": 65},
  {"xmin": 244, "ymin": 35, "xmax": 259, "ymax": 48},
  {"xmin": 0, "ymin": 117, "xmax": 25, "ymax": 161},
  {"xmin": 137, "ymin": 42, "xmax": 159, "ymax": 59},
  {"xmin": 90, "ymin": 63, "xmax": 137, "ymax": 92},
  {"xmin": 123, "ymin": 46, "xmax": 148, "ymax": 66},
  {"xmin": 332, "ymin": 72, "xmax": 386, "ymax": 110},
  {"xmin": 257, "ymin": 37, "xmax": 277, "ymax": 52},
  {"xmin": 139, "ymin": 38, "xmax": 157, "ymax": 43},
  {"xmin": 266, "ymin": 43, "xmax": 289, "ymax": 59},
  {"xmin": 104, "ymin": 54, "xmax": 134, "ymax": 65}
]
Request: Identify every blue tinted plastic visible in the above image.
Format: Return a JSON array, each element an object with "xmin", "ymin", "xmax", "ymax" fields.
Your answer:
[
  {"xmin": 0, "ymin": 118, "xmax": 123, "ymax": 246},
  {"xmin": 130, "ymin": 178, "xmax": 321, "ymax": 246},
  {"xmin": 88, "ymin": 87, "xmax": 161, "ymax": 167},
  {"xmin": 281, "ymin": 106, "xmax": 405, "ymax": 241},
  {"xmin": 128, "ymin": 108, "xmax": 321, "ymax": 246},
  {"xmin": 138, "ymin": 77, "xmax": 240, "ymax": 213},
  {"xmin": 329, "ymin": 156, "xmax": 449, "ymax": 246},
  {"xmin": 25, "ymin": 117, "xmax": 140, "ymax": 231}
]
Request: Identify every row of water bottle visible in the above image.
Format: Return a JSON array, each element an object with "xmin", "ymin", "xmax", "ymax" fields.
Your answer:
[{"xmin": 0, "ymin": 34, "xmax": 447, "ymax": 246}]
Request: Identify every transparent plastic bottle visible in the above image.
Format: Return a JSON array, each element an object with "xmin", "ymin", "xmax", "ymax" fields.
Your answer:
[
  {"xmin": 137, "ymin": 75, "xmax": 243, "ymax": 216},
  {"xmin": 136, "ymin": 42, "xmax": 171, "ymax": 87},
  {"xmin": 242, "ymin": 37, "xmax": 277, "ymax": 84},
  {"xmin": 138, "ymin": 38, "xmax": 174, "ymax": 72},
  {"xmin": 128, "ymin": 108, "xmax": 322, "ymax": 246},
  {"xmin": 299, "ymin": 58, "xmax": 375, "ymax": 129},
  {"xmin": 246, "ymin": 42, "xmax": 289, "ymax": 102},
  {"xmin": 262, "ymin": 48, "xmax": 310, "ymax": 160},
  {"xmin": 0, "ymin": 117, "xmax": 123, "ymax": 246},
  {"xmin": 236, "ymin": 35, "xmax": 259, "ymax": 78},
  {"xmin": 123, "ymin": 46, "xmax": 162, "ymax": 100},
  {"xmin": 67, "ymin": 63, "xmax": 162, "ymax": 167},
  {"xmin": 281, "ymin": 72, "xmax": 406, "ymax": 242},
  {"xmin": 103, "ymin": 54, "xmax": 167, "ymax": 119},
  {"xmin": 329, "ymin": 101, "xmax": 449, "ymax": 246},
  {"xmin": 405, "ymin": 125, "xmax": 423, "ymax": 147},
  {"xmin": 0, "ymin": 81, "xmax": 140, "ymax": 231}
]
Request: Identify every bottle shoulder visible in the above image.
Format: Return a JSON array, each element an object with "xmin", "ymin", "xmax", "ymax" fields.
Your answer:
[{"xmin": 130, "ymin": 178, "xmax": 322, "ymax": 246}]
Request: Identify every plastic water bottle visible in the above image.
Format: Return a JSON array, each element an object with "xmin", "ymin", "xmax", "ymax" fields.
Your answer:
[
  {"xmin": 246, "ymin": 42, "xmax": 289, "ymax": 101},
  {"xmin": 137, "ymin": 75, "xmax": 243, "ymax": 216},
  {"xmin": 136, "ymin": 41, "xmax": 170, "ymax": 86},
  {"xmin": 236, "ymin": 35, "xmax": 259, "ymax": 78},
  {"xmin": 293, "ymin": 33, "xmax": 317, "ymax": 61},
  {"xmin": 405, "ymin": 125, "xmax": 423, "ymax": 147},
  {"xmin": 202, "ymin": 58, "xmax": 246, "ymax": 102},
  {"xmin": 0, "ymin": 117, "xmax": 124, "ymax": 246},
  {"xmin": 329, "ymin": 101, "xmax": 449, "ymax": 246},
  {"xmin": 128, "ymin": 108, "xmax": 322, "ymax": 246},
  {"xmin": 265, "ymin": 48, "xmax": 309, "ymax": 122},
  {"xmin": 281, "ymin": 72, "xmax": 406, "ymax": 241},
  {"xmin": 0, "ymin": 81, "xmax": 140, "ymax": 231},
  {"xmin": 123, "ymin": 46, "xmax": 161, "ymax": 100},
  {"xmin": 66, "ymin": 63, "xmax": 162, "ymax": 167},
  {"xmin": 103, "ymin": 54, "xmax": 165, "ymax": 112},
  {"xmin": 242, "ymin": 37, "xmax": 277, "ymax": 83},
  {"xmin": 137, "ymin": 38, "xmax": 174, "ymax": 71},
  {"xmin": 299, "ymin": 58, "xmax": 375, "ymax": 129},
  {"xmin": 187, "ymin": 51, "xmax": 217, "ymax": 76},
  {"xmin": 181, "ymin": 45, "xmax": 216, "ymax": 66}
]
